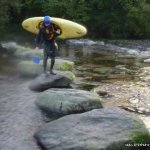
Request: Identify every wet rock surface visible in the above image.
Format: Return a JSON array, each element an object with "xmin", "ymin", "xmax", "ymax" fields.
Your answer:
[
  {"xmin": 106, "ymin": 40, "xmax": 150, "ymax": 51},
  {"xmin": 66, "ymin": 39, "xmax": 150, "ymax": 51},
  {"xmin": 36, "ymin": 88, "xmax": 102, "ymax": 118},
  {"xmin": 29, "ymin": 71, "xmax": 75, "ymax": 92},
  {"xmin": 35, "ymin": 108, "xmax": 149, "ymax": 150},
  {"xmin": 66, "ymin": 39, "xmax": 150, "ymax": 60}
]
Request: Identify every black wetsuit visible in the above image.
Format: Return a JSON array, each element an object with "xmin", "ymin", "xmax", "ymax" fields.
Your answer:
[{"xmin": 35, "ymin": 24, "xmax": 60, "ymax": 74}]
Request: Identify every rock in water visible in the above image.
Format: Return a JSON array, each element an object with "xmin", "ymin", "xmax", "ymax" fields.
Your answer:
[
  {"xmin": 35, "ymin": 88, "xmax": 102, "ymax": 117},
  {"xmin": 29, "ymin": 71, "xmax": 75, "ymax": 91},
  {"xmin": 17, "ymin": 59, "xmax": 74, "ymax": 77},
  {"xmin": 35, "ymin": 107, "xmax": 150, "ymax": 150}
]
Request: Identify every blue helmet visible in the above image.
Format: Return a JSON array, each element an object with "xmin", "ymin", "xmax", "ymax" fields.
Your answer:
[{"xmin": 44, "ymin": 16, "xmax": 51, "ymax": 26}]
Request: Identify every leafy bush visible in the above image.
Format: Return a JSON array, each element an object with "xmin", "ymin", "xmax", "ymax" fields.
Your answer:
[{"xmin": 1, "ymin": 0, "xmax": 150, "ymax": 39}]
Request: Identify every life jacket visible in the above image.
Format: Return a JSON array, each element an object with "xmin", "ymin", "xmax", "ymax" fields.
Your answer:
[{"xmin": 38, "ymin": 21, "xmax": 61, "ymax": 40}]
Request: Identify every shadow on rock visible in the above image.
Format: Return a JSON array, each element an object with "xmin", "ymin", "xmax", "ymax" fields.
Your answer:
[{"xmin": 29, "ymin": 71, "xmax": 75, "ymax": 92}]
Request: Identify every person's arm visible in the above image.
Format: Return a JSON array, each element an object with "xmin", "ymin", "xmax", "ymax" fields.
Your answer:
[
  {"xmin": 53, "ymin": 25, "xmax": 61, "ymax": 36},
  {"xmin": 35, "ymin": 28, "xmax": 42, "ymax": 48},
  {"xmin": 55, "ymin": 29, "xmax": 61, "ymax": 36}
]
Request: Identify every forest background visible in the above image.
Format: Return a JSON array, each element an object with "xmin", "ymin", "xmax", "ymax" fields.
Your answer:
[{"xmin": 1, "ymin": 0, "xmax": 150, "ymax": 39}]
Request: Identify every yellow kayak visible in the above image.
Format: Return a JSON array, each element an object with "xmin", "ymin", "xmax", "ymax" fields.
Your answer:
[{"xmin": 22, "ymin": 17, "xmax": 87, "ymax": 39}]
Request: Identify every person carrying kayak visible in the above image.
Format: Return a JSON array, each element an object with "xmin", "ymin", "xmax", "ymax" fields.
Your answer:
[{"xmin": 35, "ymin": 16, "xmax": 61, "ymax": 75}]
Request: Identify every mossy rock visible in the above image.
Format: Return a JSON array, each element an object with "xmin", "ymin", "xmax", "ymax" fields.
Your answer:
[
  {"xmin": 36, "ymin": 88, "xmax": 102, "ymax": 117},
  {"xmin": 54, "ymin": 59, "xmax": 74, "ymax": 71},
  {"xmin": 17, "ymin": 59, "xmax": 74, "ymax": 77},
  {"xmin": 34, "ymin": 107, "xmax": 150, "ymax": 150}
]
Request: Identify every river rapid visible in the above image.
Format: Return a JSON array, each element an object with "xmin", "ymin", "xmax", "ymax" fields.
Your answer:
[{"xmin": 0, "ymin": 39, "xmax": 150, "ymax": 150}]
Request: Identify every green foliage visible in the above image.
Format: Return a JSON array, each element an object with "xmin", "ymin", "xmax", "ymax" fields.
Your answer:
[
  {"xmin": 131, "ymin": 132, "xmax": 150, "ymax": 144},
  {"xmin": 1, "ymin": 0, "xmax": 150, "ymax": 39},
  {"xmin": 0, "ymin": 0, "xmax": 9, "ymax": 30},
  {"xmin": 125, "ymin": 1, "xmax": 150, "ymax": 38},
  {"xmin": 42, "ymin": 0, "xmax": 69, "ymax": 17},
  {"xmin": 0, "ymin": 0, "xmax": 22, "ymax": 31},
  {"xmin": 7, "ymin": 0, "xmax": 22, "ymax": 23}
]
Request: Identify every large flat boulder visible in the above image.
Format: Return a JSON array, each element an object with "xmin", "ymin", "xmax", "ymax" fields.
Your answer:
[
  {"xmin": 29, "ymin": 71, "xmax": 75, "ymax": 92},
  {"xmin": 35, "ymin": 89, "xmax": 102, "ymax": 117},
  {"xmin": 35, "ymin": 107, "xmax": 150, "ymax": 150}
]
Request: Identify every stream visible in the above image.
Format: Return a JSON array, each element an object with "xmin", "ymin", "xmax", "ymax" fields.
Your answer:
[{"xmin": 0, "ymin": 39, "xmax": 150, "ymax": 150}]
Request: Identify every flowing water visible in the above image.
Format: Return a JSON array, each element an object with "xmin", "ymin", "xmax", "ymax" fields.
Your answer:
[
  {"xmin": 0, "ymin": 40, "xmax": 149, "ymax": 150},
  {"xmin": 60, "ymin": 43, "xmax": 146, "ymax": 90},
  {"xmin": 0, "ymin": 76, "xmax": 43, "ymax": 150}
]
